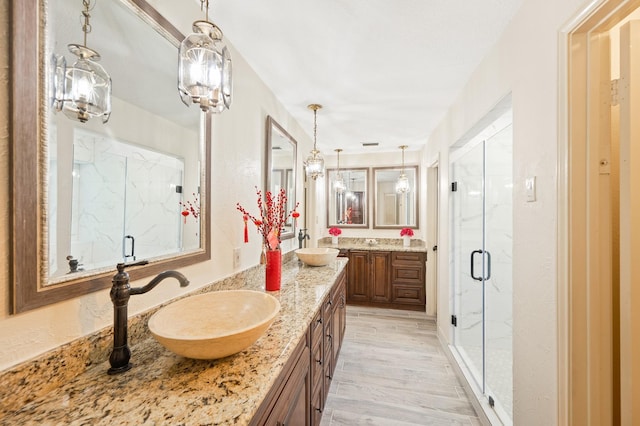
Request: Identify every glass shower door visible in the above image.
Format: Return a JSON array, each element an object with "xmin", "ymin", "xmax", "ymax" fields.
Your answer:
[
  {"xmin": 450, "ymin": 121, "xmax": 513, "ymax": 423},
  {"xmin": 451, "ymin": 141, "xmax": 486, "ymax": 390}
]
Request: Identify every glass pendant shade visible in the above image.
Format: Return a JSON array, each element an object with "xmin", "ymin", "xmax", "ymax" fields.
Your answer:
[
  {"xmin": 305, "ymin": 104, "xmax": 325, "ymax": 180},
  {"xmin": 54, "ymin": 46, "xmax": 112, "ymax": 124},
  {"xmin": 395, "ymin": 173, "xmax": 410, "ymax": 194},
  {"xmin": 178, "ymin": 21, "xmax": 232, "ymax": 113},
  {"xmin": 305, "ymin": 149, "xmax": 325, "ymax": 180}
]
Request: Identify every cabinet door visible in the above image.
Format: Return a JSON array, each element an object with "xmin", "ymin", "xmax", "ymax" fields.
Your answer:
[
  {"xmin": 265, "ymin": 345, "xmax": 310, "ymax": 426},
  {"xmin": 347, "ymin": 251, "xmax": 369, "ymax": 302},
  {"xmin": 370, "ymin": 251, "xmax": 391, "ymax": 303}
]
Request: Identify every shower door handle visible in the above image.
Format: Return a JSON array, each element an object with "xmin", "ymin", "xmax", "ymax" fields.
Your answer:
[
  {"xmin": 470, "ymin": 249, "xmax": 491, "ymax": 281},
  {"xmin": 123, "ymin": 235, "xmax": 136, "ymax": 261},
  {"xmin": 470, "ymin": 250, "xmax": 483, "ymax": 281}
]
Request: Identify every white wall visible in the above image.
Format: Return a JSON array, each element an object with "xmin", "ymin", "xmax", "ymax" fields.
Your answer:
[
  {"xmin": 426, "ymin": 0, "xmax": 590, "ymax": 423},
  {"xmin": 0, "ymin": 1, "xmax": 312, "ymax": 372}
]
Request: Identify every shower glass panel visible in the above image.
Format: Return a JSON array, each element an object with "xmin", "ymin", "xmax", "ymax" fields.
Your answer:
[
  {"xmin": 451, "ymin": 141, "xmax": 485, "ymax": 390},
  {"xmin": 450, "ymin": 117, "xmax": 513, "ymax": 423},
  {"xmin": 68, "ymin": 129, "xmax": 185, "ymax": 273},
  {"xmin": 484, "ymin": 124, "xmax": 513, "ymax": 419}
]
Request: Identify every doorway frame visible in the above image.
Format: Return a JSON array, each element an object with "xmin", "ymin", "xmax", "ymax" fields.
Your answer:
[{"xmin": 560, "ymin": 0, "xmax": 640, "ymax": 423}]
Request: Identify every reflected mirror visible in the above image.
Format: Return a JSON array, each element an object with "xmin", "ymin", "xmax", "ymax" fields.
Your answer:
[
  {"xmin": 373, "ymin": 166, "xmax": 419, "ymax": 228},
  {"xmin": 11, "ymin": 0, "xmax": 211, "ymax": 313},
  {"xmin": 326, "ymin": 168, "xmax": 368, "ymax": 228},
  {"xmin": 265, "ymin": 116, "xmax": 297, "ymax": 240}
]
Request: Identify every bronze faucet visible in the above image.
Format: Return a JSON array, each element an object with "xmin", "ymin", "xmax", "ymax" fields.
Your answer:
[{"xmin": 108, "ymin": 260, "xmax": 190, "ymax": 375}]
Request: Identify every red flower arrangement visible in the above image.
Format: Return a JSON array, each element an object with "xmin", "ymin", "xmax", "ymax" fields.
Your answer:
[
  {"xmin": 329, "ymin": 227, "xmax": 342, "ymax": 237},
  {"xmin": 237, "ymin": 187, "xmax": 299, "ymax": 250},
  {"xmin": 400, "ymin": 228, "xmax": 414, "ymax": 237}
]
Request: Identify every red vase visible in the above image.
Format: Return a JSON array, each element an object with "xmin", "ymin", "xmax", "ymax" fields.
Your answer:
[{"xmin": 265, "ymin": 249, "xmax": 282, "ymax": 291}]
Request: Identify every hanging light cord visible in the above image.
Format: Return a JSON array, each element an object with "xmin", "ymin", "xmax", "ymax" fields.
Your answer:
[
  {"xmin": 201, "ymin": 0, "xmax": 210, "ymax": 23},
  {"xmin": 401, "ymin": 147, "xmax": 405, "ymax": 174},
  {"xmin": 80, "ymin": 0, "xmax": 93, "ymax": 47},
  {"xmin": 313, "ymin": 108, "xmax": 318, "ymax": 151}
]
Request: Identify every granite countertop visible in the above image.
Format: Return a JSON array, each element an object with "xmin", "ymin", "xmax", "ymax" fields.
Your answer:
[
  {"xmin": 317, "ymin": 237, "xmax": 428, "ymax": 253},
  {"xmin": 1, "ymin": 258, "xmax": 348, "ymax": 425}
]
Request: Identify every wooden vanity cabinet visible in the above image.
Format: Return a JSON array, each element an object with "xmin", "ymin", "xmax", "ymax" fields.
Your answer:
[
  {"xmin": 347, "ymin": 249, "xmax": 426, "ymax": 311},
  {"xmin": 252, "ymin": 271, "xmax": 347, "ymax": 426},
  {"xmin": 347, "ymin": 250, "xmax": 392, "ymax": 304},
  {"xmin": 310, "ymin": 270, "xmax": 347, "ymax": 426},
  {"xmin": 250, "ymin": 334, "xmax": 310, "ymax": 426}
]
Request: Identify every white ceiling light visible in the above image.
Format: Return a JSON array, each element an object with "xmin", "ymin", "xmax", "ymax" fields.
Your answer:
[
  {"xmin": 178, "ymin": 0, "xmax": 232, "ymax": 113},
  {"xmin": 395, "ymin": 145, "xmax": 410, "ymax": 194},
  {"xmin": 54, "ymin": 0, "xmax": 112, "ymax": 124},
  {"xmin": 305, "ymin": 104, "xmax": 325, "ymax": 180}
]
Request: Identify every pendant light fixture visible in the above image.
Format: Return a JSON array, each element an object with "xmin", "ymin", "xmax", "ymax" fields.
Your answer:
[
  {"xmin": 53, "ymin": 0, "xmax": 112, "ymax": 124},
  {"xmin": 395, "ymin": 145, "xmax": 410, "ymax": 194},
  {"xmin": 305, "ymin": 104, "xmax": 325, "ymax": 180},
  {"xmin": 334, "ymin": 149, "xmax": 346, "ymax": 193},
  {"xmin": 178, "ymin": 0, "xmax": 232, "ymax": 113}
]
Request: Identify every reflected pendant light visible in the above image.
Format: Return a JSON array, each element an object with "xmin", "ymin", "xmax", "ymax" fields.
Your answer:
[
  {"xmin": 53, "ymin": 0, "xmax": 112, "ymax": 124},
  {"xmin": 305, "ymin": 104, "xmax": 325, "ymax": 180},
  {"xmin": 178, "ymin": 0, "xmax": 232, "ymax": 113},
  {"xmin": 395, "ymin": 145, "xmax": 410, "ymax": 194},
  {"xmin": 334, "ymin": 149, "xmax": 346, "ymax": 193}
]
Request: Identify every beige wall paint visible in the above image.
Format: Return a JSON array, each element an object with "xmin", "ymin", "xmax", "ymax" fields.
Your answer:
[
  {"xmin": 426, "ymin": 0, "xmax": 591, "ymax": 423},
  {"xmin": 0, "ymin": 1, "xmax": 312, "ymax": 371}
]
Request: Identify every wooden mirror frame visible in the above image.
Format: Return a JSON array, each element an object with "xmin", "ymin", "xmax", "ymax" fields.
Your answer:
[
  {"xmin": 10, "ymin": 0, "xmax": 211, "ymax": 313},
  {"xmin": 264, "ymin": 116, "xmax": 297, "ymax": 241},
  {"xmin": 372, "ymin": 165, "xmax": 420, "ymax": 229}
]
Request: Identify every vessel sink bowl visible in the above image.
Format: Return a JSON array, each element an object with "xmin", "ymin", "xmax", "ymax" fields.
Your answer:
[
  {"xmin": 295, "ymin": 247, "xmax": 340, "ymax": 266},
  {"xmin": 148, "ymin": 290, "xmax": 280, "ymax": 359}
]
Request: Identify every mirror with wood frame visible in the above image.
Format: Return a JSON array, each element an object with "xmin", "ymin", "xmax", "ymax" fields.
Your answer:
[
  {"xmin": 372, "ymin": 166, "xmax": 419, "ymax": 229},
  {"xmin": 265, "ymin": 116, "xmax": 297, "ymax": 240},
  {"xmin": 11, "ymin": 0, "xmax": 211, "ymax": 313}
]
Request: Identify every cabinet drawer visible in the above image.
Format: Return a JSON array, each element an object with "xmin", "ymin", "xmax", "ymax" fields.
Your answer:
[
  {"xmin": 392, "ymin": 252, "xmax": 425, "ymax": 264},
  {"xmin": 392, "ymin": 284, "xmax": 425, "ymax": 305},
  {"xmin": 393, "ymin": 266, "xmax": 422, "ymax": 282},
  {"xmin": 310, "ymin": 337, "xmax": 323, "ymax": 389}
]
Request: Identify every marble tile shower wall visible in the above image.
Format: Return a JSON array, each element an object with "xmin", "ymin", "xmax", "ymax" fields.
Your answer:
[{"xmin": 70, "ymin": 130, "xmax": 185, "ymax": 270}]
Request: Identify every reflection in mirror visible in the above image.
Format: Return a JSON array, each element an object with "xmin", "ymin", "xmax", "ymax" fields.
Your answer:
[
  {"xmin": 326, "ymin": 168, "xmax": 368, "ymax": 228},
  {"xmin": 11, "ymin": 0, "xmax": 211, "ymax": 313},
  {"xmin": 373, "ymin": 166, "xmax": 419, "ymax": 228},
  {"xmin": 265, "ymin": 117, "xmax": 297, "ymax": 240}
]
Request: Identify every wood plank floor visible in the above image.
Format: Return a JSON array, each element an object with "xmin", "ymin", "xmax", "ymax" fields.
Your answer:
[{"xmin": 320, "ymin": 305, "xmax": 482, "ymax": 426}]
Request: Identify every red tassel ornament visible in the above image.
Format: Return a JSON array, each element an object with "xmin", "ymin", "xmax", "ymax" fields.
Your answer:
[{"xmin": 243, "ymin": 214, "xmax": 249, "ymax": 243}]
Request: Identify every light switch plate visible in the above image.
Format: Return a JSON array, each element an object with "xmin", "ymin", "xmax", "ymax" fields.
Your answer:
[
  {"xmin": 525, "ymin": 177, "xmax": 536, "ymax": 202},
  {"xmin": 233, "ymin": 248, "xmax": 241, "ymax": 268}
]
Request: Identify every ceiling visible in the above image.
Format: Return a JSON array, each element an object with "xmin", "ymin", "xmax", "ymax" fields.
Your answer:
[{"xmin": 211, "ymin": 0, "xmax": 524, "ymax": 153}]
